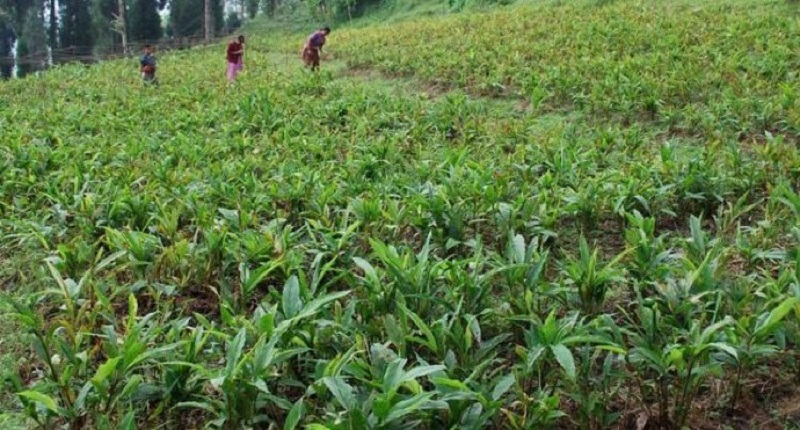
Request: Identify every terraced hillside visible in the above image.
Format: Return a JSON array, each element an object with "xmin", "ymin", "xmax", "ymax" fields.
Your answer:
[{"xmin": 1, "ymin": 0, "xmax": 799, "ymax": 428}]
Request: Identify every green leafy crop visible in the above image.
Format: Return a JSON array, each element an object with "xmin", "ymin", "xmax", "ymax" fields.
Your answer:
[{"xmin": 2, "ymin": 0, "xmax": 799, "ymax": 428}]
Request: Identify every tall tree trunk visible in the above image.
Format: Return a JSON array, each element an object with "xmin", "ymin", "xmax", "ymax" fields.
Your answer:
[
  {"xmin": 117, "ymin": 0, "xmax": 127, "ymax": 53},
  {"xmin": 204, "ymin": 0, "xmax": 212, "ymax": 42},
  {"xmin": 49, "ymin": 0, "xmax": 57, "ymax": 48}
]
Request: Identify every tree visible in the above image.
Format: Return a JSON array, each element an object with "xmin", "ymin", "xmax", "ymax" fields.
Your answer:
[
  {"xmin": 213, "ymin": 0, "xmax": 223, "ymax": 34},
  {"xmin": 92, "ymin": 0, "xmax": 123, "ymax": 54},
  {"xmin": 264, "ymin": 0, "xmax": 278, "ymax": 17},
  {"xmin": 169, "ymin": 0, "xmax": 221, "ymax": 38},
  {"xmin": 169, "ymin": 0, "xmax": 203, "ymax": 37},
  {"xmin": 114, "ymin": 0, "xmax": 128, "ymax": 53},
  {"xmin": 300, "ymin": 0, "xmax": 377, "ymax": 21},
  {"xmin": 9, "ymin": 0, "xmax": 36, "ymax": 31},
  {"xmin": 1, "ymin": 0, "xmax": 45, "ymax": 75},
  {"xmin": 246, "ymin": 0, "xmax": 259, "ymax": 19},
  {"xmin": 204, "ymin": 0, "xmax": 223, "ymax": 40},
  {"xmin": 0, "ymin": 16, "xmax": 14, "ymax": 78},
  {"xmin": 204, "ymin": 0, "xmax": 211, "ymax": 40},
  {"xmin": 59, "ymin": 0, "xmax": 95, "ymax": 61},
  {"xmin": 17, "ymin": 4, "xmax": 48, "ymax": 76},
  {"xmin": 225, "ymin": 11, "xmax": 241, "ymax": 33},
  {"xmin": 49, "ymin": 0, "xmax": 57, "ymax": 48},
  {"xmin": 129, "ymin": 0, "xmax": 161, "ymax": 42}
]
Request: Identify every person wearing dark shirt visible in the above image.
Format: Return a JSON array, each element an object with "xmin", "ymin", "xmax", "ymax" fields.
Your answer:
[
  {"xmin": 226, "ymin": 36, "xmax": 244, "ymax": 82},
  {"xmin": 236, "ymin": 35, "xmax": 245, "ymax": 73},
  {"xmin": 140, "ymin": 45, "xmax": 157, "ymax": 85},
  {"xmin": 301, "ymin": 27, "xmax": 331, "ymax": 71}
]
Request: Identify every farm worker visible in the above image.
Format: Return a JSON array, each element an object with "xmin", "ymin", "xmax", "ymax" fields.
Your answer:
[
  {"xmin": 226, "ymin": 35, "xmax": 244, "ymax": 82},
  {"xmin": 140, "ymin": 44, "xmax": 157, "ymax": 85},
  {"xmin": 301, "ymin": 26, "xmax": 331, "ymax": 71},
  {"xmin": 237, "ymin": 35, "xmax": 245, "ymax": 72}
]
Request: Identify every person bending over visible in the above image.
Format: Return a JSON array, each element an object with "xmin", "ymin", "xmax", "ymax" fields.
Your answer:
[{"xmin": 301, "ymin": 27, "xmax": 331, "ymax": 71}]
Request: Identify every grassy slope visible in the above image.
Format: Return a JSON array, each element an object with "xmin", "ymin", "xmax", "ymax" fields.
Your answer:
[{"xmin": 2, "ymin": 0, "xmax": 800, "ymax": 428}]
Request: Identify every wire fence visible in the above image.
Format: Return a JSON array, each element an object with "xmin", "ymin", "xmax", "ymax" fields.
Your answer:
[
  {"xmin": 2, "ymin": 8, "xmax": 311, "ymax": 76},
  {"xmin": 1, "ymin": 42, "xmax": 311, "ymax": 86},
  {"xmin": 2, "ymin": 28, "xmax": 241, "ymax": 69}
]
